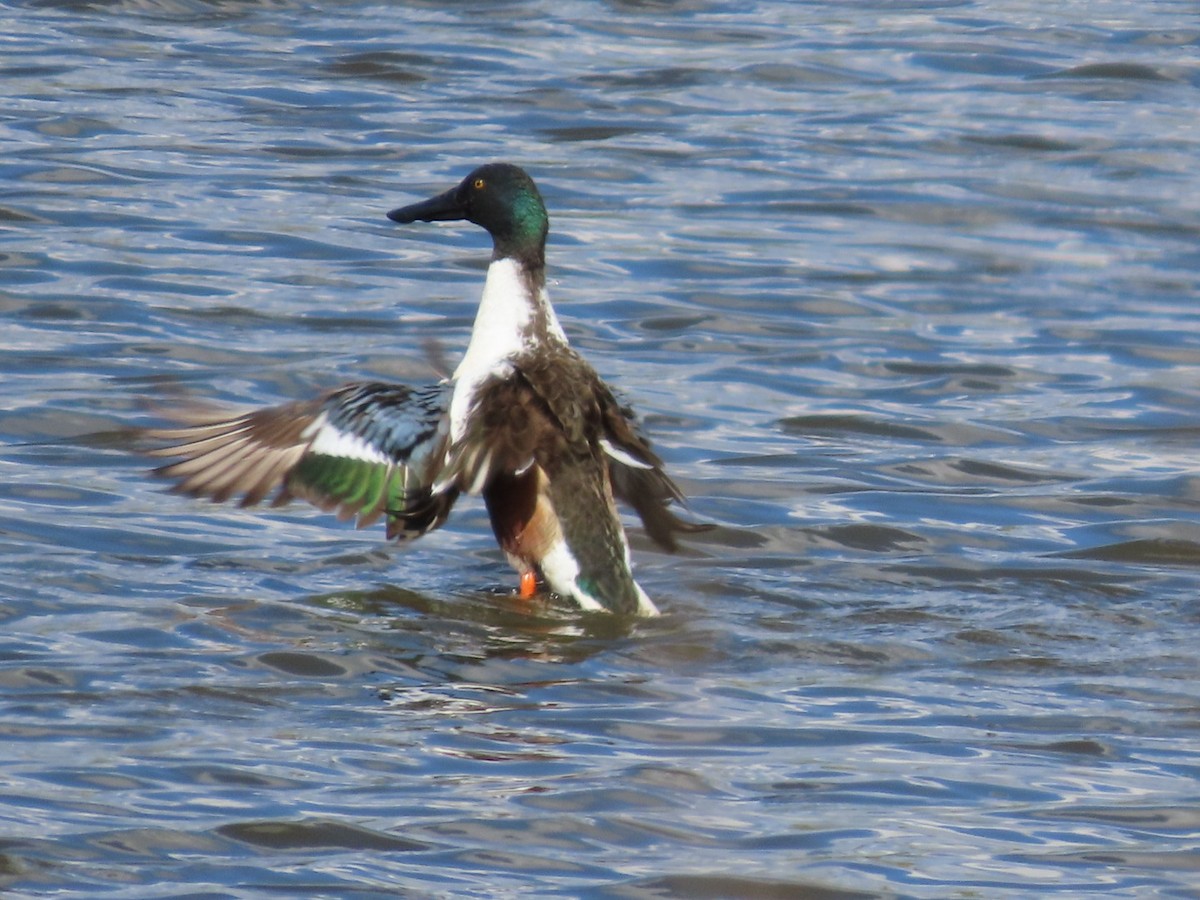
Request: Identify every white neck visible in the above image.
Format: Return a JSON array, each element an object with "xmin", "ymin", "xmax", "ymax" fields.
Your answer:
[
  {"xmin": 453, "ymin": 258, "xmax": 566, "ymax": 381},
  {"xmin": 448, "ymin": 258, "xmax": 567, "ymax": 446}
]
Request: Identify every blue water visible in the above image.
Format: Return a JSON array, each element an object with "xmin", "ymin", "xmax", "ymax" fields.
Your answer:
[{"xmin": 3, "ymin": 1, "xmax": 1200, "ymax": 896}]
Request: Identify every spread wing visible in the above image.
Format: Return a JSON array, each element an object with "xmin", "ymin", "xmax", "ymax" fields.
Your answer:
[
  {"xmin": 145, "ymin": 381, "xmax": 458, "ymax": 541},
  {"xmin": 595, "ymin": 383, "xmax": 711, "ymax": 551}
]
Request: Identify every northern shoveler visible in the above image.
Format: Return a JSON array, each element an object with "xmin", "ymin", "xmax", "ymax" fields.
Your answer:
[{"xmin": 146, "ymin": 163, "xmax": 706, "ymax": 615}]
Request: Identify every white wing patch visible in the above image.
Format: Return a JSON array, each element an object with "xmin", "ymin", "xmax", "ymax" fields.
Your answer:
[
  {"xmin": 466, "ymin": 447, "xmax": 494, "ymax": 496},
  {"xmin": 600, "ymin": 437, "xmax": 653, "ymax": 470},
  {"xmin": 302, "ymin": 413, "xmax": 391, "ymax": 465}
]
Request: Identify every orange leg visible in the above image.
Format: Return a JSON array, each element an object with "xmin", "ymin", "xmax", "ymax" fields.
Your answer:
[{"xmin": 519, "ymin": 570, "xmax": 537, "ymax": 599}]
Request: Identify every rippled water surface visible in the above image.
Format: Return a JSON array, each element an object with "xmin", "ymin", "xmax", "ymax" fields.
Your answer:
[{"xmin": 4, "ymin": 0, "xmax": 1200, "ymax": 896}]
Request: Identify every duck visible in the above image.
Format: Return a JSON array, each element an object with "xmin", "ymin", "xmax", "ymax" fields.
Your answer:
[{"xmin": 145, "ymin": 163, "xmax": 706, "ymax": 616}]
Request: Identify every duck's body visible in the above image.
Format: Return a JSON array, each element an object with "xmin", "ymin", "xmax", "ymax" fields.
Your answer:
[{"xmin": 147, "ymin": 163, "xmax": 703, "ymax": 615}]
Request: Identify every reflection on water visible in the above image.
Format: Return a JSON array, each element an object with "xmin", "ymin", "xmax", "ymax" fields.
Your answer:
[{"xmin": 3, "ymin": 0, "xmax": 1200, "ymax": 895}]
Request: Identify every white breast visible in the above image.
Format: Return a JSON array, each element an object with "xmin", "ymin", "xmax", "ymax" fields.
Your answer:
[{"xmin": 448, "ymin": 258, "xmax": 566, "ymax": 444}]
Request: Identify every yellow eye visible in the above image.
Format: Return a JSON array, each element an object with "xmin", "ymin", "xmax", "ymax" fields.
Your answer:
[{"xmin": 473, "ymin": 178, "xmax": 485, "ymax": 190}]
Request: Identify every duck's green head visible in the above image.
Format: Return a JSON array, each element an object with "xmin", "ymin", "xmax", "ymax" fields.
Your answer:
[{"xmin": 388, "ymin": 163, "xmax": 549, "ymax": 266}]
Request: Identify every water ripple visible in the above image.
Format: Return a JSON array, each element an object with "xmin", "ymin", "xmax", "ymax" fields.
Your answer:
[{"xmin": 3, "ymin": 0, "xmax": 1200, "ymax": 896}]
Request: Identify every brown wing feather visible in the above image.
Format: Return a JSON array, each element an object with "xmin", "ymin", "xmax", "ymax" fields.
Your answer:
[
  {"xmin": 510, "ymin": 348, "xmax": 709, "ymax": 553},
  {"xmin": 146, "ymin": 398, "xmax": 323, "ymax": 508},
  {"xmin": 596, "ymin": 378, "xmax": 711, "ymax": 551},
  {"xmin": 144, "ymin": 382, "xmax": 456, "ymax": 542}
]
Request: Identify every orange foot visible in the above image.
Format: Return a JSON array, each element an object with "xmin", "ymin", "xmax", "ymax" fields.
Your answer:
[{"xmin": 519, "ymin": 571, "xmax": 537, "ymax": 599}]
